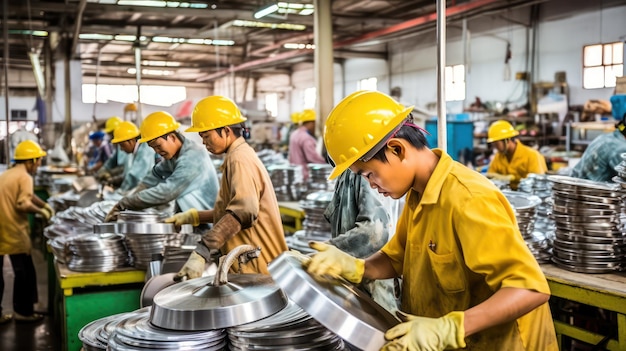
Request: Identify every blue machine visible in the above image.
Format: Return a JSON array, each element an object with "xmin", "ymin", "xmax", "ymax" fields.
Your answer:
[
  {"xmin": 611, "ymin": 95, "xmax": 626, "ymax": 120},
  {"xmin": 425, "ymin": 114, "xmax": 474, "ymax": 164}
]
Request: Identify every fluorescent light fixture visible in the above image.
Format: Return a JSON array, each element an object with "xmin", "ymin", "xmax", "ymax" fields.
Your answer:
[
  {"xmin": 116, "ymin": 1, "xmax": 208, "ymax": 8},
  {"xmin": 152, "ymin": 36, "xmax": 234, "ymax": 46},
  {"xmin": 29, "ymin": 52, "xmax": 46, "ymax": 97},
  {"xmin": 9, "ymin": 30, "xmax": 48, "ymax": 37},
  {"xmin": 284, "ymin": 43, "xmax": 315, "ymax": 49},
  {"xmin": 142, "ymin": 60, "xmax": 181, "ymax": 67},
  {"xmin": 79, "ymin": 33, "xmax": 114, "ymax": 40},
  {"xmin": 232, "ymin": 19, "xmax": 306, "ymax": 31},
  {"xmin": 254, "ymin": 3, "xmax": 280, "ymax": 19},
  {"xmin": 128, "ymin": 68, "xmax": 173, "ymax": 76}
]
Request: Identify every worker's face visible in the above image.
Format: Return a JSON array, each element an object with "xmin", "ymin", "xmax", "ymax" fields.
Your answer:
[
  {"xmin": 349, "ymin": 147, "xmax": 412, "ymax": 199},
  {"xmin": 117, "ymin": 139, "xmax": 135, "ymax": 154},
  {"xmin": 491, "ymin": 140, "xmax": 506, "ymax": 153},
  {"xmin": 199, "ymin": 129, "xmax": 228, "ymax": 155},
  {"xmin": 148, "ymin": 134, "xmax": 177, "ymax": 160},
  {"xmin": 26, "ymin": 158, "xmax": 42, "ymax": 175}
]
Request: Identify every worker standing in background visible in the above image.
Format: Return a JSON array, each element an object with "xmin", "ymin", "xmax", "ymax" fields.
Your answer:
[
  {"xmin": 106, "ymin": 121, "xmax": 158, "ymax": 193},
  {"xmin": 85, "ymin": 130, "xmax": 113, "ymax": 175},
  {"xmin": 167, "ymin": 96, "xmax": 288, "ymax": 279},
  {"xmin": 486, "ymin": 120, "xmax": 547, "ymax": 190},
  {"xmin": 324, "ymin": 168, "xmax": 399, "ymax": 313},
  {"xmin": 0, "ymin": 141, "xmax": 53, "ymax": 324},
  {"xmin": 288, "ymin": 109, "xmax": 326, "ymax": 181},
  {"xmin": 104, "ymin": 111, "xmax": 219, "ymax": 222},
  {"xmin": 95, "ymin": 116, "xmax": 127, "ymax": 187},
  {"xmin": 306, "ymin": 91, "xmax": 558, "ymax": 350},
  {"xmin": 570, "ymin": 95, "xmax": 626, "ymax": 182}
]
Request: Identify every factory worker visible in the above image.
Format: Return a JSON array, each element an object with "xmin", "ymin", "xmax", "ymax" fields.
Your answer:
[
  {"xmin": 288, "ymin": 108, "xmax": 326, "ymax": 181},
  {"xmin": 324, "ymin": 167, "xmax": 399, "ymax": 313},
  {"xmin": 85, "ymin": 130, "xmax": 113, "ymax": 174},
  {"xmin": 485, "ymin": 120, "xmax": 547, "ymax": 190},
  {"xmin": 106, "ymin": 121, "xmax": 158, "ymax": 193},
  {"xmin": 104, "ymin": 111, "xmax": 219, "ymax": 222},
  {"xmin": 95, "ymin": 116, "xmax": 127, "ymax": 187},
  {"xmin": 306, "ymin": 91, "xmax": 558, "ymax": 351},
  {"xmin": 0, "ymin": 141, "xmax": 53, "ymax": 323},
  {"xmin": 570, "ymin": 95, "xmax": 626, "ymax": 182},
  {"xmin": 167, "ymin": 96, "xmax": 288, "ymax": 279}
]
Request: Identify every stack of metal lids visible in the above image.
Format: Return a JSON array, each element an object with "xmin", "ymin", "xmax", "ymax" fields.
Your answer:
[
  {"xmin": 118, "ymin": 210, "xmax": 170, "ymax": 223},
  {"xmin": 105, "ymin": 308, "xmax": 228, "ymax": 351},
  {"xmin": 519, "ymin": 173, "xmax": 556, "ymax": 236},
  {"xmin": 229, "ymin": 300, "xmax": 347, "ymax": 351},
  {"xmin": 119, "ymin": 222, "xmax": 178, "ymax": 269},
  {"xmin": 50, "ymin": 201, "xmax": 116, "ymax": 228},
  {"xmin": 548, "ymin": 175, "xmax": 626, "ymax": 273},
  {"xmin": 267, "ymin": 164, "xmax": 304, "ymax": 201},
  {"xmin": 79, "ymin": 310, "xmax": 135, "ymax": 350},
  {"xmin": 303, "ymin": 163, "xmax": 336, "ymax": 195},
  {"xmin": 299, "ymin": 191, "xmax": 333, "ymax": 239},
  {"xmin": 502, "ymin": 190, "xmax": 550, "ymax": 263},
  {"xmin": 66, "ymin": 233, "xmax": 129, "ymax": 272},
  {"xmin": 49, "ymin": 236, "xmax": 69, "ymax": 263}
]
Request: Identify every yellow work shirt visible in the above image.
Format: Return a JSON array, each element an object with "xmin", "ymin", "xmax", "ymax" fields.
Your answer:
[
  {"xmin": 488, "ymin": 140, "xmax": 547, "ymax": 190},
  {"xmin": 213, "ymin": 137, "xmax": 288, "ymax": 274},
  {"xmin": 0, "ymin": 164, "xmax": 34, "ymax": 255},
  {"xmin": 382, "ymin": 149, "xmax": 557, "ymax": 350}
]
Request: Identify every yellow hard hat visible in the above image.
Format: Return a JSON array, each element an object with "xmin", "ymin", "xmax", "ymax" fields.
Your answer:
[
  {"xmin": 139, "ymin": 111, "xmax": 181, "ymax": 143},
  {"xmin": 290, "ymin": 111, "xmax": 302, "ymax": 124},
  {"xmin": 185, "ymin": 96, "xmax": 247, "ymax": 132},
  {"xmin": 487, "ymin": 120, "xmax": 519, "ymax": 143},
  {"xmin": 104, "ymin": 116, "xmax": 122, "ymax": 133},
  {"xmin": 324, "ymin": 90, "xmax": 413, "ymax": 179},
  {"xmin": 14, "ymin": 140, "xmax": 47, "ymax": 160},
  {"xmin": 124, "ymin": 103, "xmax": 138, "ymax": 112},
  {"xmin": 300, "ymin": 109, "xmax": 316, "ymax": 123},
  {"xmin": 111, "ymin": 121, "xmax": 140, "ymax": 143}
]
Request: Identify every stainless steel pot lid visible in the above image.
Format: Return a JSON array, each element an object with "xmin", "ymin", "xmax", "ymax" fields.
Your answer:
[
  {"xmin": 150, "ymin": 245, "xmax": 287, "ymax": 331},
  {"xmin": 268, "ymin": 251, "xmax": 400, "ymax": 351}
]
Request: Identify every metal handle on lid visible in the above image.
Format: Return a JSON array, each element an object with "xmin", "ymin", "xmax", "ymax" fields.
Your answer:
[{"xmin": 213, "ymin": 244, "xmax": 260, "ymax": 285}]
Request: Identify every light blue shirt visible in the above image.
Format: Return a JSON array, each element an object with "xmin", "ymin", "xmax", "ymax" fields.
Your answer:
[{"xmin": 570, "ymin": 130, "xmax": 626, "ymax": 182}]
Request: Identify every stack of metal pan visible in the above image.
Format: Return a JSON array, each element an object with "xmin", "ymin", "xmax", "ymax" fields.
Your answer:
[
  {"xmin": 519, "ymin": 173, "xmax": 556, "ymax": 237},
  {"xmin": 502, "ymin": 191, "xmax": 551, "ymax": 263},
  {"xmin": 106, "ymin": 308, "xmax": 228, "ymax": 351},
  {"xmin": 548, "ymin": 175, "xmax": 626, "ymax": 273},
  {"xmin": 303, "ymin": 163, "xmax": 336, "ymax": 196},
  {"xmin": 228, "ymin": 300, "xmax": 346, "ymax": 351},
  {"xmin": 118, "ymin": 210, "xmax": 170, "ymax": 223},
  {"xmin": 79, "ymin": 310, "xmax": 138, "ymax": 350},
  {"xmin": 267, "ymin": 164, "xmax": 304, "ymax": 201},
  {"xmin": 119, "ymin": 222, "xmax": 179, "ymax": 269},
  {"xmin": 286, "ymin": 191, "xmax": 333, "ymax": 254},
  {"xmin": 66, "ymin": 233, "xmax": 129, "ymax": 272}
]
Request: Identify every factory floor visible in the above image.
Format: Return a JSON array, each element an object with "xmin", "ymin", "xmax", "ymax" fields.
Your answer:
[{"xmin": 0, "ymin": 242, "xmax": 61, "ymax": 351}]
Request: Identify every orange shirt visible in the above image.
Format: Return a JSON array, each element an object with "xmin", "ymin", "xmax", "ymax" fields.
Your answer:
[{"xmin": 0, "ymin": 164, "xmax": 34, "ymax": 254}]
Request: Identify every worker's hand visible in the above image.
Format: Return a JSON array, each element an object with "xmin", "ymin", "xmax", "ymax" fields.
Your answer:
[
  {"xmin": 43, "ymin": 203, "xmax": 55, "ymax": 218},
  {"xmin": 164, "ymin": 208, "xmax": 200, "ymax": 226},
  {"xmin": 39, "ymin": 208, "xmax": 52, "ymax": 222},
  {"xmin": 95, "ymin": 170, "xmax": 112, "ymax": 183},
  {"xmin": 381, "ymin": 311, "xmax": 466, "ymax": 351},
  {"xmin": 104, "ymin": 202, "xmax": 124, "ymax": 222},
  {"xmin": 200, "ymin": 213, "xmax": 242, "ymax": 249},
  {"xmin": 175, "ymin": 251, "xmax": 206, "ymax": 281},
  {"xmin": 306, "ymin": 241, "xmax": 364, "ymax": 284},
  {"xmin": 485, "ymin": 172, "xmax": 515, "ymax": 182}
]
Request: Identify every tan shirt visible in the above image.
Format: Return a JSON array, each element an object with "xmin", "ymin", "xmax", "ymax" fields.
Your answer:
[
  {"xmin": 214, "ymin": 137, "xmax": 288, "ymax": 274},
  {"xmin": 0, "ymin": 164, "xmax": 34, "ymax": 254}
]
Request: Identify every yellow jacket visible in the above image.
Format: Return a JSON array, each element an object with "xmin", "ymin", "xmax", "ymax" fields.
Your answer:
[
  {"xmin": 488, "ymin": 140, "xmax": 547, "ymax": 189},
  {"xmin": 382, "ymin": 149, "xmax": 557, "ymax": 350},
  {"xmin": 0, "ymin": 164, "xmax": 34, "ymax": 255},
  {"xmin": 213, "ymin": 137, "xmax": 288, "ymax": 274}
]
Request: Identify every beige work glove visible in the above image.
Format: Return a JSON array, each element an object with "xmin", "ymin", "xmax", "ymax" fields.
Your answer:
[
  {"xmin": 306, "ymin": 241, "xmax": 365, "ymax": 284},
  {"xmin": 382, "ymin": 311, "xmax": 466, "ymax": 351},
  {"xmin": 95, "ymin": 169, "xmax": 112, "ymax": 183},
  {"xmin": 164, "ymin": 208, "xmax": 200, "ymax": 226},
  {"xmin": 175, "ymin": 251, "xmax": 206, "ymax": 281},
  {"xmin": 43, "ymin": 203, "xmax": 55, "ymax": 218},
  {"xmin": 201, "ymin": 213, "xmax": 242, "ymax": 249},
  {"xmin": 39, "ymin": 208, "xmax": 52, "ymax": 222},
  {"xmin": 104, "ymin": 202, "xmax": 123, "ymax": 222}
]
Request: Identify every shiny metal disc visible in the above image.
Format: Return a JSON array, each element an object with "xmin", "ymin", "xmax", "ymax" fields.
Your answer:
[
  {"xmin": 269, "ymin": 251, "xmax": 399, "ymax": 351},
  {"xmin": 151, "ymin": 274, "xmax": 287, "ymax": 330}
]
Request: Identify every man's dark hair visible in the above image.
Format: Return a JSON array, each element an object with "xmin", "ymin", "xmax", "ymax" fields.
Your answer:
[{"xmin": 370, "ymin": 114, "xmax": 429, "ymax": 163}]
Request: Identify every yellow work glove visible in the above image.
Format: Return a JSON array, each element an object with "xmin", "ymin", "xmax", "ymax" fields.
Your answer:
[
  {"xmin": 175, "ymin": 251, "xmax": 206, "ymax": 281},
  {"xmin": 39, "ymin": 208, "xmax": 52, "ymax": 222},
  {"xmin": 104, "ymin": 202, "xmax": 124, "ymax": 222},
  {"xmin": 43, "ymin": 203, "xmax": 55, "ymax": 218},
  {"xmin": 164, "ymin": 208, "xmax": 200, "ymax": 226},
  {"xmin": 485, "ymin": 172, "xmax": 515, "ymax": 182},
  {"xmin": 306, "ymin": 241, "xmax": 365, "ymax": 284},
  {"xmin": 382, "ymin": 311, "xmax": 466, "ymax": 351}
]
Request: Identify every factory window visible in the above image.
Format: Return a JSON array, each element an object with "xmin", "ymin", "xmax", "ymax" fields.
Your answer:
[
  {"xmin": 82, "ymin": 84, "xmax": 186, "ymax": 107},
  {"xmin": 583, "ymin": 42, "xmax": 623, "ymax": 89},
  {"xmin": 357, "ymin": 77, "xmax": 378, "ymax": 91},
  {"xmin": 303, "ymin": 87, "xmax": 316, "ymax": 109},
  {"xmin": 265, "ymin": 93, "xmax": 278, "ymax": 118},
  {"xmin": 445, "ymin": 64, "xmax": 465, "ymax": 102}
]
